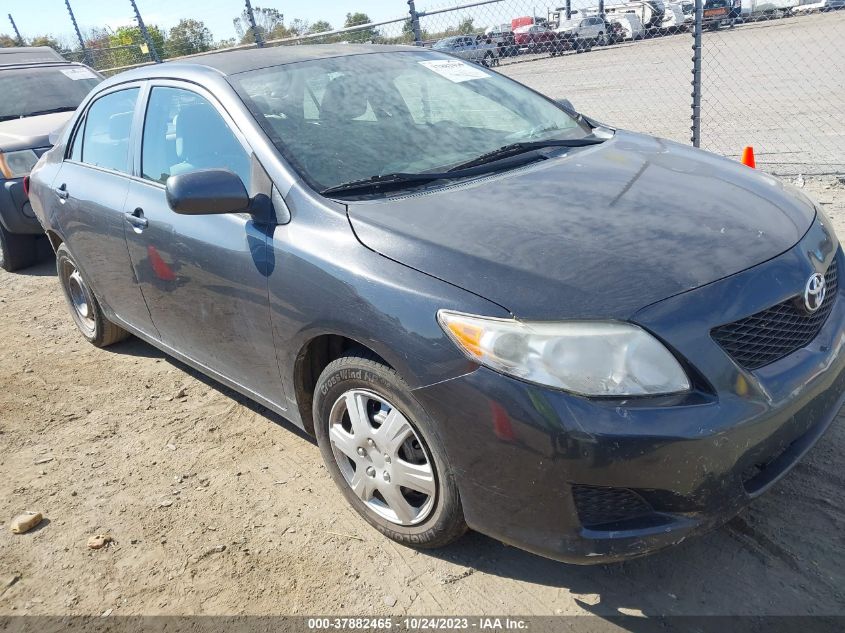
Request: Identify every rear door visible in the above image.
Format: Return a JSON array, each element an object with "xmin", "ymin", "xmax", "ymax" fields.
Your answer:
[
  {"xmin": 52, "ymin": 85, "xmax": 157, "ymax": 336},
  {"xmin": 122, "ymin": 82, "xmax": 284, "ymax": 405}
]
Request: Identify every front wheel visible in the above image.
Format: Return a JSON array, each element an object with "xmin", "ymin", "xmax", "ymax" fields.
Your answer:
[{"xmin": 314, "ymin": 350, "xmax": 467, "ymax": 548}]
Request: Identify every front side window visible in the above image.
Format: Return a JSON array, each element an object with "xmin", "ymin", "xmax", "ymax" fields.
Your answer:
[
  {"xmin": 232, "ymin": 51, "xmax": 589, "ymax": 192},
  {"xmin": 141, "ymin": 86, "xmax": 251, "ymax": 187},
  {"xmin": 79, "ymin": 88, "xmax": 139, "ymax": 174}
]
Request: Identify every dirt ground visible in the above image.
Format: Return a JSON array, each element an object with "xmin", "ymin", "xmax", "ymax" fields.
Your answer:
[{"xmin": 1, "ymin": 177, "xmax": 844, "ymax": 620}]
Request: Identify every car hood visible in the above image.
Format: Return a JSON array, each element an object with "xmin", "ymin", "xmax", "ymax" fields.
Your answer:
[
  {"xmin": 346, "ymin": 131, "xmax": 816, "ymax": 320},
  {"xmin": 0, "ymin": 111, "xmax": 74, "ymax": 152}
]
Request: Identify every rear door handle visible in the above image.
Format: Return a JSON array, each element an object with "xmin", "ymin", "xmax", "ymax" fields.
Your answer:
[
  {"xmin": 54, "ymin": 184, "xmax": 69, "ymax": 200},
  {"xmin": 125, "ymin": 208, "xmax": 148, "ymax": 229}
]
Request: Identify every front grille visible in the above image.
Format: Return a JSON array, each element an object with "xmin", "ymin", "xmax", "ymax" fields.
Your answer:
[
  {"xmin": 572, "ymin": 485, "xmax": 653, "ymax": 528},
  {"xmin": 711, "ymin": 259, "xmax": 838, "ymax": 371}
]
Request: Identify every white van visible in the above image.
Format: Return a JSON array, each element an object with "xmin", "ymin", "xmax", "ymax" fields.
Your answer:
[{"xmin": 609, "ymin": 13, "xmax": 646, "ymax": 39}]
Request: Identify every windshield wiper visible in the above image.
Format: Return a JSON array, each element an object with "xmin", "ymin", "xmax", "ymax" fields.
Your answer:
[
  {"xmin": 25, "ymin": 106, "xmax": 78, "ymax": 117},
  {"xmin": 320, "ymin": 172, "xmax": 454, "ymax": 197},
  {"xmin": 447, "ymin": 137, "xmax": 606, "ymax": 172}
]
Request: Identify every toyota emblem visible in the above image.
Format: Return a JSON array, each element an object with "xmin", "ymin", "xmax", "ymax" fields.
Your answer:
[{"xmin": 804, "ymin": 272, "xmax": 826, "ymax": 313}]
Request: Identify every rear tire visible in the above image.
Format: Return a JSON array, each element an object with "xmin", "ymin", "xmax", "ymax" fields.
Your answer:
[
  {"xmin": 56, "ymin": 243, "xmax": 129, "ymax": 347},
  {"xmin": 314, "ymin": 349, "xmax": 467, "ymax": 549},
  {"xmin": 0, "ymin": 224, "xmax": 37, "ymax": 272}
]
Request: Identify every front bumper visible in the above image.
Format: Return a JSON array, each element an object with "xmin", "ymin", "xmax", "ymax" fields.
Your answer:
[
  {"xmin": 413, "ymin": 222, "xmax": 845, "ymax": 564},
  {"xmin": 0, "ymin": 177, "xmax": 42, "ymax": 235}
]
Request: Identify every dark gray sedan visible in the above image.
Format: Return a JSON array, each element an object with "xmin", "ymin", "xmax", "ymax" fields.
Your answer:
[{"xmin": 29, "ymin": 45, "xmax": 844, "ymax": 563}]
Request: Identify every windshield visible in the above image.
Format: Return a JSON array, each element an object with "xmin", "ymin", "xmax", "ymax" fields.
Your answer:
[
  {"xmin": 0, "ymin": 65, "xmax": 100, "ymax": 121},
  {"xmin": 232, "ymin": 51, "xmax": 590, "ymax": 193}
]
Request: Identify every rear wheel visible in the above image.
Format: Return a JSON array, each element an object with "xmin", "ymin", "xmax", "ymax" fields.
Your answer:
[
  {"xmin": 56, "ymin": 243, "xmax": 129, "ymax": 347},
  {"xmin": 314, "ymin": 350, "xmax": 467, "ymax": 548},
  {"xmin": 0, "ymin": 224, "xmax": 37, "ymax": 272}
]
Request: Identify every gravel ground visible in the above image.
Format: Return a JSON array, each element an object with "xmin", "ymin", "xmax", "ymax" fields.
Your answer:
[
  {"xmin": 499, "ymin": 11, "xmax": 845, "ymax": 176},
  {"xmin": 1, "ymin": 176, "xmax": 844, "ymax": 619}
]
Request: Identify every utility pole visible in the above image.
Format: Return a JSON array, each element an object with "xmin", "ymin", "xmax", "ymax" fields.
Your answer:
[
  {"xmin": 65, "ymin": 0, "xmax": 93, "ymax": 67},
  {"xmin": 128, "ymin": 0, "xmax": 160, "ymax": 62},
  {"xmin": 244, "ymin": 0, "xmax": 264, "ymax": 47},
  {"xmin": 8, "ymin": 14, "xmax": 24, "ymax": 46}
]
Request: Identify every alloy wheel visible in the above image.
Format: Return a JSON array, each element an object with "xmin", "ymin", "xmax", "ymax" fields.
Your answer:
[{"xmin": 328, "ymin": 389, "xmax": 436, "ymax": 526}]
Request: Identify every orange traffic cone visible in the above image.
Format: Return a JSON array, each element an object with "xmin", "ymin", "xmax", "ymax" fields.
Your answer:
[{"xmin": 741, "ymin": 146, "xmax": 756, "ymax": 169}]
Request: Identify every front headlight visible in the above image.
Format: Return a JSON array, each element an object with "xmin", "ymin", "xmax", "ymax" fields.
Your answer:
[
  {"xmin": 438, "ymin": 310, "xmax": 690, "ymax": 397},
  {"xmin": 0, "ymin": 150, "xmax": 39, "ymax": 179}
]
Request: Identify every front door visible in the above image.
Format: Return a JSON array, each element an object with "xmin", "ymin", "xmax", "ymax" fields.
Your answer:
[{"xmin": 123, "ymin": 84, "xmax": 284, "ymax": 406}]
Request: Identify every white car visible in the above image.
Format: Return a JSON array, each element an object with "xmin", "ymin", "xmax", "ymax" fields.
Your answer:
[
  {"xmin": 431, "ymin": 35, "xmax": 499, "ymax": 66},
  {"xmin": 555, "ymin": 16, "xmax": 609, "ymax": 45},
  {"xmin": 610, "ymin": 13, "xmax": 646, "ymax": 39}
]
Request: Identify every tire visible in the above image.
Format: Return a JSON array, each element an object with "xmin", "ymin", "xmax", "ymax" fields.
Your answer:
[
  {"xmin": 56, "ymin": 243, "xmax": 129, "ymax": 347},
  {"xmin": 314, "ymin": 349, "xmax": 467, "ymax": 549},
  {"xmin": 0, "ymin": 224, "xmax": 37, "ymax": 272},
  {"xmin": 597, "ymin": 31, "xmax": 606, "ymax": 46},
  {"xmin": 482, "ymin": 51, "xmax": 493, "ymax": 67}
]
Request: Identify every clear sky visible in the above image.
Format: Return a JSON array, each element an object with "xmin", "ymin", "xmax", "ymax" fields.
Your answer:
[{"xmin": 3, "ymin": 0, "xmax": 423, "ymax": 44}]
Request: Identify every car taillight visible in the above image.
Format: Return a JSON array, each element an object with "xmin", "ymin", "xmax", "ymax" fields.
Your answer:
[{"xmin": 23, "ymin": 176, "xmax": 30, "ymax": 197}]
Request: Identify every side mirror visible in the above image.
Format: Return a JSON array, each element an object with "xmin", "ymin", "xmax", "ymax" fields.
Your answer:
[
  {"xmin": 165, "ymin": 169, "xmax": 250, "ymax": 216},
  {"xmin": 556, "ymin": 98, "xmax": 576, "ymax": 113}
]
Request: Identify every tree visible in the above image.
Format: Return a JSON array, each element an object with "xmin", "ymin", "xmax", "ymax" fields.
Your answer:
[
  {"xmin": 343, "ymin": 12, "xmax": 376, "ymax": 43},
  {"xmin": 108, "ymin": 24, "xmax": 166, "ymax": 66},
  {"xmin": 28, "ymin": 35, "xmax": 63, "ymax": 51},
  {"xmin": 308, "ymin": 20, "xmax": 332, "ymax": 35},
  {"xmin": 166, "ymin": 19, "xmax": 213, "ymax": 57},
  {"xmin": 233, "ymin": 6, "xmax": 289, "ymax": 44},
  {"xmin": 457, "ymin": 17, "xmax": 476, "ymax": 34},
  {"xmin": 0, "ymin": 34, "xmax": 17, "ymax": 48}
]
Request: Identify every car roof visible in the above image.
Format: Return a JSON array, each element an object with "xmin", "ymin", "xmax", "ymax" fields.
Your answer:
[
  {"xmin": 127, "ymin": 44, "xmax": 418, "ymax": 78},
  {"xmin": 0, "ymin": 46, "xmax": 68, "ymax": 66}
]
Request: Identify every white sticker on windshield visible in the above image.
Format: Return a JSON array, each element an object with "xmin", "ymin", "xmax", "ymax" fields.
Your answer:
[
  {"xmin": 60, "ymin": 67, "xmax": 97, "ymax": 81},
  {"xmin": 418, "ymin": 59, "xmax": 490, "ymax": 83}
]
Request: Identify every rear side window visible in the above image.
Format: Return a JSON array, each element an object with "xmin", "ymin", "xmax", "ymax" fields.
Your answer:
[
  {"xmin": 141, "ymin": 86, "xmax": 251, "ymax": 187},
  {"xmin": 79, "ymin": 88, "xmax": 139, "ymax": 174}
]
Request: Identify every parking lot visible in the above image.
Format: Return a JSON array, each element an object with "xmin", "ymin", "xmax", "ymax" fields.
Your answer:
[
  {"xmin": 2, "ymin": 8, "xmax": 845, "ymax": 623},
  {"xmin": 500, "ymin": 11, "xmax": 845, "ymax": 175}
]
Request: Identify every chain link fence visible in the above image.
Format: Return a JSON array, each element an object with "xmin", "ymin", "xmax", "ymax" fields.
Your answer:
[{"xmin": 32, "ymin": 0, "xmax": 844, "ymax": 176}]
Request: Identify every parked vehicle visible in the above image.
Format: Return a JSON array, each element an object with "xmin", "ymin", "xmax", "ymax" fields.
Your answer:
[
  {"xmin": 483, "ymin": 24, "xmax": 519, "ymax": 57},
  {"xmin": 794, "ymin": 0, "xmax": 845, "ymax": 11},
  {"xmin": 609, "ymin": 13, "xmax": 647, "ymax": 39},
  {"xmin": 513, "ymin": 24, "xmax": 562, "ymax": 54},
  {"xmin": 555, "ymin": 16, "xmax": 608, "ymax": 46},
  {"xmin": 511, "ymin": 15, "xmax": 547, "ymax": 29},
  {"xmin": 602, "ymin": 0, "xmax": 667, "ymax": 30},
  {"xmin": 432, "ymin": 35, "xmax": 499, "ymax": 66},
  {"xmin": 702, "ymin": 0, "xmax": 733, "ymax": 27},
  {"xmin": 30, "ymin": 45, "xmax": 845, "ymax": 564},
  {"xmin": 661, "ymin": 3, "xmax": 689, "ymax": 29},
  {"xmin": 0, "ymin": 47, "xmax": 101, "ymax": 271}
]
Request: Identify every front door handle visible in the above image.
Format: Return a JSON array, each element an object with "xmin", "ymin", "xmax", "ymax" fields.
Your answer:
[
  {"xmin": 125, "ymin": 207, "xmax": 148, "ymax": 229},
  {"xmin": 54, "ymin": 184, "xmax": 69, "ymax": 200}
]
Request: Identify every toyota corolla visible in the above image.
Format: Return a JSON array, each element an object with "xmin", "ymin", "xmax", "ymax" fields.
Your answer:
[{"xmin": 28, "ymin": 45, "xmax": 844, "ymax": 563}]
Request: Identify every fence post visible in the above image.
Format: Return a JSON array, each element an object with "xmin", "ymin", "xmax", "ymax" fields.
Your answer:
[
  {"xmin": 690, "ymin": 0, "xmax": 703, "ymax": 148},
  {"xmin": 8, "ymin": 14, "xmax": 24, "ymax": 46},
  {"xmin": 65, "ymin": 0, "xmax": 93, "ymax": 68},
  {"xmin": 407, "ymin": 0, "xmax": 423, "ymax": 45},
  {"xmin": 128, "ymin": 0, "xmax": 160, "ymax": 62},
  {"xmin": 244, "ymin": 0, "xmax": 264, "ymax": 47}
]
